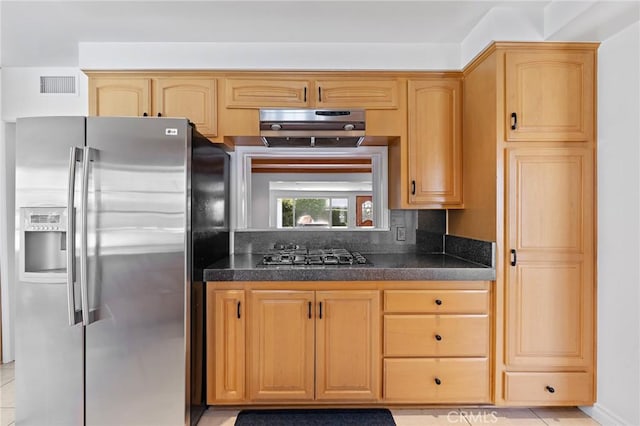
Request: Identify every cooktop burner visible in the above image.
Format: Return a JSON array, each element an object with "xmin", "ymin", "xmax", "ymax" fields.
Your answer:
[{"xmin": 260, "ymin": 246, "xmax": 370, "ymax": 267}]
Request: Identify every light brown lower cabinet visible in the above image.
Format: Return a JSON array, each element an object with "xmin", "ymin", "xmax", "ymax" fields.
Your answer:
[
  {"xmin": 504, "ymin": 372, "xmax": 593, "ymax": 405},
  {"xmin": 206, "ymin": 289, "xmax": 245, "ymax": 404},
  {"xmin": 207, "ymin": 281, "xmax": 496, "ymax": 406},
  {"xmin": 384, "ymin": 358, "xmax": 490, "ymax": 403},
  {"xmin": 249, "ymin": 290, "xmax": 315, "ymax": 401},
  {"xmin": 384, "ymin": 315, "xmax": 489, "ymax": 357},
  {"xmin": 248, "ymin": 289, "xmax": 381, "ymax": 402}
]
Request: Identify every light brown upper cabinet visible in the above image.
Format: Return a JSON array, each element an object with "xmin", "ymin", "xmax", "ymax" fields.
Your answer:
[
  {"xmin": 314, "ymin": 79, "xmax": 399, "ymax": 109},
  {"xmin": 505, "ymin": 49, "xmax": 595, "ymax": 142},
  {"xmin": 225, "ymin": 78, "xmax": 310, "ymax": 108},
  {"xmin": 89, "ymin": 77, "xmax": 151, "ymax": 118},
  {"xmin": 154, "ymin": 78, "xmax": 217, "ymax": 136},
  {"xmin": 225, "ymin": 77, "xmax": 399, "ymax": 109},
  {"xmin": 87, "ymin": 75, "xmax": 218, "ymax": 137},
  {"xmin": 407, "ymin": 78, "xmax": 462, "ymax": 207}
]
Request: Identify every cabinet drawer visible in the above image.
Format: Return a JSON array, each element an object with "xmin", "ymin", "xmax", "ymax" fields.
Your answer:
[
  {"xmin": 384, "ymin": 358, "xmax": 489, "ymax": 403},
  {"xmin": 504, "ymin": 372, "xmax": 594, "ymax": 405},
  {"xmin": 384, "ymin": 315, "xmax": 488, "ymax": 357},
  {"xmin": 384, "ymin": 290, "xmax": 489, "ymax": 314}
]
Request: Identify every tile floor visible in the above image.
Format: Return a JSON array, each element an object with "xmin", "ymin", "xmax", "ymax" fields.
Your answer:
[
  {"xmin": 0, "ymin": 361, "xmax": 599, "ymax": 426},
  {"xmin": 0, "ymin": 362, "xmax": 15, "ymax": 426},
  {"xmin": 199, "ymin": 406, "xmax": 600, "ymax": 425}
]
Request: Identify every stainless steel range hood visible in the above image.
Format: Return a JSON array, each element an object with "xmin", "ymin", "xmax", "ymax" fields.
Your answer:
[{"xmin": 259, "ymin": 109, "xmax": 366, "ymax": 148}]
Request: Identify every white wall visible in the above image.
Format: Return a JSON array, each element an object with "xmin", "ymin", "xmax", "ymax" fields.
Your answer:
[
  {"xmin": 581, "ymin": 22, "xmax": 640, "ymax": 426},
  {"xmin": 1, "ymin": 67, "xmax": 88, "ymax": 121},
  {"xmin": 79, "ymin": 42, "xmax": 461, "ymax": 71},
  {"xmin": 0, "ymin": 124, "xmax": 15, "ymax": 363}
]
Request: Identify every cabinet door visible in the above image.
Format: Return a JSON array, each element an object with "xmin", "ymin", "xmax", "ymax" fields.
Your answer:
[
  {"xmin": 407, "ymin": 79, "xmax": 462, "ymax": 206},
  {"xmin": 225, "ymin": 78, "xmax": 310, "ymax": 108},
  {"xmin": 314, "ymin": 79, "xmax": 399, "ymax": 109},
  {"xmin": 249, "ymin": 291, "xmax": 315, "ymax": 401},
  {"xmin": 155, "ymin": 78, "xmax": 217, "ymax": 136},
  {"xmin": 89, "ymin": 78, "xmax": 151, "ymax": 117},
  {"xmin": 315, "ymin": 290, "xmax": 380, "ymax": 401},
  {"xmin": 207, "ymin": 289, "xmax": 245, "ymax": 403},
  {"xmin": 505, "ymin": 50, "xmax": 595, "ymax": 141},
  {"xmin": 505, "ymin": 147, "xmax": 594, "ymax": 369}
]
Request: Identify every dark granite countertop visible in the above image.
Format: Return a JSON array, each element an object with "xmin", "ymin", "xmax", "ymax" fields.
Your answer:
[{"xmin": 203, "ymin": 252, "xmax": 495, "ymax": 282}]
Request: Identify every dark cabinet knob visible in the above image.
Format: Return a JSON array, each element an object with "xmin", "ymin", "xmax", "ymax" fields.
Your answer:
[
  {"xmin": 546, "ymin": 386, "xmax": 555, "ymax": 393},
  {"xmin": 434, "ymin": 378, "xmax": 441, "ymax": 385},
  {"xmin": 142, "ymin": 112, "xmax": 148, "ymax": 117},
  {"xmin": 236, "ymin": 301, "xmax": 241, "ymax": 319},
  {"xmin": 435, "ymin": 334, "xmax": 442, "ymax": 341},
  {"xmin": 435, "ymin": 299, "xmax": 442, "ymax": 306},
  {"xmin": 157, "ymin": 112, "xmax": 162, "ymax": 117},
  {"xmin": 411, "ymin": 180, "xmax": 416, "ymax": 195}
]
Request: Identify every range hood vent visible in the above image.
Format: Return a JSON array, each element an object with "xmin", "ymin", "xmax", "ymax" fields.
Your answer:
[{"xmin": 259, "ymin": 109, "xmax": 365, "ymax": 148}]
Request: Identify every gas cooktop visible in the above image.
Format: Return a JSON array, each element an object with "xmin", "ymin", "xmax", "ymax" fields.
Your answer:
[{"xmin": 259, "ymin": 246, "xmax": 370, "ymax": 267}]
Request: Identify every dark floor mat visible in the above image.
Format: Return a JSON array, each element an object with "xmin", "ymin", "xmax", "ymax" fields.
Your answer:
[{"xmin": 234, "ymin": 408, "xmax": 396, "ymax": 426}]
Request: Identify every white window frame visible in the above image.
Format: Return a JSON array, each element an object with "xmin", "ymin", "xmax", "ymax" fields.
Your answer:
[
  {"xmin": 271, "ymin": 192, "xmax": 370, "ymax": 229},
  {"xmin": 232, "ymin": 146, "xmax": 389, "ymax": 231}
]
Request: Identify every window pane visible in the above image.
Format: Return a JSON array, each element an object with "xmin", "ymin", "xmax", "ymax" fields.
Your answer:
[
  {"xmin": 331, "ymin": 198, "xmax": 349, "ymax": 227},
  {"xmin": 294, "ymin": 198, "xmax": 330, "ymax": 227},
  {"xmin": 279, "ymin": 198, "xmax": 294, "ymax": 228}
]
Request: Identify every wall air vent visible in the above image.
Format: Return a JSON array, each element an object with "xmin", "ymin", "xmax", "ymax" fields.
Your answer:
[{"xmin": 40, "ymin": 76, "xmax": 77, "ymax": 94}]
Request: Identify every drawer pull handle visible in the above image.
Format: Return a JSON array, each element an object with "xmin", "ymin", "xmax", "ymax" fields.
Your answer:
[
  {"xmin": 434, "ymin": 378, "xmax": 442, "ymax": 385},
  {"xmin": 237, "ymin": 301, "xmax": 241, "ymax": 319},
  {"xmin": 435, "ymin": 299, "xmax": 442, "ymax": 306},
  {"xmin": 511, "ymin": 112, "xmax": 518, "ymax": 130},
  {"xmin": 546, "ymin": 385, "xmax": 555, "ymax": 394},
  {"xmin": 308, "ymin": 301, "xmax": 312, "ymax": 319},
  {"xmin": 435, "ymin": 334, "xmax": 442, "ymax": 341}
]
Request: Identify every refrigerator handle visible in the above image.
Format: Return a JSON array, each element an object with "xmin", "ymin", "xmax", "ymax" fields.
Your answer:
[
  {"xmin": 66, "ymin": 147, "xmax": 81, "ymax": 326},
  {"xmin": 79, "ymin": 146, "xmax": 94, "ymax": 326}
]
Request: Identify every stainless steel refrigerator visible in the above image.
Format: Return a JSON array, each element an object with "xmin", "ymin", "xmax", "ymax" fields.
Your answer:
[{"xmin": 14, "ymin": 116, "xmax": 229, "ymax": 426}]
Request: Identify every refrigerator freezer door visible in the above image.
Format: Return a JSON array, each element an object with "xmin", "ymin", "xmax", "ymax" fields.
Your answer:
[
  {"xmin": 84, "ymin": 117, "xmax": 190, "ymax": 426},
  {"xmin": 15, "ymin": 116, "xmax": 85, "ymax": 426}
]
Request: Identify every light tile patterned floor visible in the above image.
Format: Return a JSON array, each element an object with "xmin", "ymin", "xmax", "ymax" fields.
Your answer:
[
  {"xmin": 198, "ymin": 406, "xmax": 600, "ymax": 425},
  {"xmin": 0, "ymin": 361, "xmax": 599, "ymax": 426},
  {"xmin": 0, "ymin": 362, "xmax": 15, "ymax": 426}
]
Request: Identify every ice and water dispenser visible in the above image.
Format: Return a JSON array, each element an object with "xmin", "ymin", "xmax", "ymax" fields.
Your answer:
[{"xmin": 20, "ymin": 207, "xmax": 67, "ymax": 283}]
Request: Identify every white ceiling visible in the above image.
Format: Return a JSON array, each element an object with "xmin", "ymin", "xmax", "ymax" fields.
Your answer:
[{"xmin": 1, "ymin": 0, "xmax": 638, "ymax": 67}]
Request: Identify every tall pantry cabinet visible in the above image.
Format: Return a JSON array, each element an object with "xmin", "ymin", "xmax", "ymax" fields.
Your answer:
[{"xmin": 448, "ymin": 42, "xmax": 598, "ymax": 405}]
